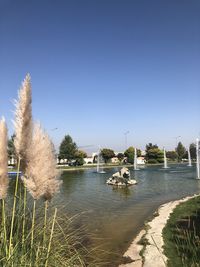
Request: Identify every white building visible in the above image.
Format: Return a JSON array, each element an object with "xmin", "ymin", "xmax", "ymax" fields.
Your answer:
[
  {"xmin": 84, "ymin": 157, "xmax": 94, "ymax": 164},
  {"xmin": 137, "ymin": 157, "xmax": 146, "ymax": 165}
]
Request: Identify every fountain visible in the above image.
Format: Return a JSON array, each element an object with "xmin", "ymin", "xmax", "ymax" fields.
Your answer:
[
  {"xmin": 97, "ymin": 146, "xmax": 106, "ymax": 174},
  {"xmin": 188, "ymin": 146, "xmax": 192, "ymax": 167},
  {"xmin": 134, "ymin": 148, "xmax": 139, "ymax": 170},
  {"xmin": 163, "ymin": 147, "xmax": 169, "ymax": 169},
  {"xmin": 196, "ymin": 138, "xmax": 200, "ymax": 179}
]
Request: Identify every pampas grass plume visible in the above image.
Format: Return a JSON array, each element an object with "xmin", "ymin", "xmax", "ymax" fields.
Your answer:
[
  {"xmin": 23, "ymin": 123, "xmax": 62, "ymax": 200},
  {"xmin": 14, "ymin": 74, "xmax": 32, "ymax": 171},
  {"xmin": 0, "ymin": 117, "xmax": 9, "ymax": 199}
]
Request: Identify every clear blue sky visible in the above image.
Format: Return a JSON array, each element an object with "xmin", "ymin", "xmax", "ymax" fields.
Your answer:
[{"xmin": 0, "ymin": 0, "xmax": 199, "ymax": 153}]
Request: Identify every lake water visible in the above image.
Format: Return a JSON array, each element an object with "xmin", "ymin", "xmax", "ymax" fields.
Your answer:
[{"xmin": 53, "ymin": 164, "xmax": 199, "ymax": 266}]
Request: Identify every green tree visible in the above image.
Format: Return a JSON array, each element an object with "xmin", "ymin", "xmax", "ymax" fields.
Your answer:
[
  {"xmin": 8, "ymin": 134, "xmax": 16, "ymax": 159},
  {"xmin": 74, "ymin": 150, "xmax": 87, "ymax": 166},
  {"xmin": 176, "ymin": 142, "xmax": 186, "ymax": 162},
  {"xmin": 124, "ymin": 147, "xmax": 134, "ymax": 164},
  {"xmin": 146, "ymin": 143, "xmax": 158, "ymax": 152},
  {"xmin": 124, "ymin": 147, "xmax": 141, "ymax": 164},
  {"xmin": 75, "ymin": 158, "xmax": 84, "ymax": 166},
  {"xmin": 147, "ymin": 148, "xmax": 164, "ymax": 163},
  {"xmin": 145, "ymin": 144, "xmax": 164, "ymax": 163},
  {"xmin": 166, "ymin": 151, "xmax": 178, "ymax": 161},
  {"xmin": 59, "ymin": 135, "xmax": 77, "ymax": 161},
  {"xmin": 189, "ymin": 143, "xmax": 196, "ymax": 160},
  {"xmin": 117, "ymin": 153, "xmax": 124, "ymax": 164},
  {"xmin": 101, "ymin": 148, "xmax": 115, "ymax": 163},
  {"xmin": 75, "ymin": 150, "xmax": 87, "ymax": 159},
  {"xmin": 137, "ymin": 149, "xmax": 142, "ymax": 157},
  {"xmin": 156, "ymin": 149, "xmax": 164, "ymax": 163},
  {"xmin": 184, "ymin": 143, "xmax": 196, "ymax": 160}
]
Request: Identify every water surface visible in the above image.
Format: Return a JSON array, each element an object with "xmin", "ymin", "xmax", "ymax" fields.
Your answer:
[{"xmin": 53, "ymin": 164, "xmax": 199, "ymax": 266}]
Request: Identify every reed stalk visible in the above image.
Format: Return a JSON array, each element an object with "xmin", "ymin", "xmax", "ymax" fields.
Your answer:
[
  {"xmin": 30, "ymin": 199, "xmax": 36, "ymax": 254},
  {"xmin": 2, "ymin": 199, "xmax": 8, "ymax": 257},
  {"xmin": 45, "ymin": 208, "xmax": 57, "ymax": 267},
  {"xmin": 8, "ymin": 157, "xmax": 21, "ymax": 258},
  {"xmin": 35, "ymin": 243, "xmax": 40, "ymax": 266},
  {"xmin": 43, "ymin": 200, "xmax": 48, "ymax": 250},
  {"xmin": 22, "ymin": 184, "xmax": 27, "ymax": 249}
]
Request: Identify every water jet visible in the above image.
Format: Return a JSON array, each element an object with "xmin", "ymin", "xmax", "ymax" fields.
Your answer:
[
  {"xmin": 188, "ymin": 146, "xmax": 192, "ymax": 167},
  {"xmin": 163, "ymin": 147, "xmax": 169, "ymax": 169}
]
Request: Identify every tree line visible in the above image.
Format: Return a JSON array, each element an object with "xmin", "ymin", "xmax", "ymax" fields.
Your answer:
[
  {"xmin": 58, "ymin": 136, "xmax": 197, "ymax": 165},
  {"xmin": 7, "ymin": 134, "xmax": 197, "ymax": 166}
]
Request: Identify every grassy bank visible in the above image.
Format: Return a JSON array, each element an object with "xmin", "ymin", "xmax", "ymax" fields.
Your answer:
[
  {"xmin": 163, "ymin": 196, "xmax": 200, "ymax": 267},
  {"xmin": 57, "ymin": 161, "xmax": 186, "ymax": 171},
  {"xmin": 10, "ymin": 161, "xmax": 187, "ymax": 173},
  {"xmin": 57, "ymin": 163, "xmax": 131, "ymax": 171},
  {"xmin": 57, "ymin": 161, "xmax": 184, "ymax": 172}
]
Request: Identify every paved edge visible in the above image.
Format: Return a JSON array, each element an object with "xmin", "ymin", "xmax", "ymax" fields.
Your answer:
[{"xmin": 119, "ymin": 194, "xmax": 199, "ymax": 267}]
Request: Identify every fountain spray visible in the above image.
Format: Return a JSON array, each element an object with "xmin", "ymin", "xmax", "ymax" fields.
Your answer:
[
  {"xmin": 134, "ymin": 148, "xmax": 138, "ymax": 170},
  {"xmin": 188, "ymin": 146, "xmax": 192, "ymax": 167},
  {"xmin": 163, "ymin": 147, "xmax": 168, "ymax": 169}
]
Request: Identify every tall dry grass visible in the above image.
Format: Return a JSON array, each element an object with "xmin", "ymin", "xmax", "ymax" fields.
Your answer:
[
  {"xmin": 23, "ymin": 122, "xmax": 61, "ymax": 201},
  {"xmin": 0, "ymin": 75, "xmax": 94, "ymax": 267},
  {"xmin": 13, "ymin": 73, "xmax": 33, "ymax": 172}
]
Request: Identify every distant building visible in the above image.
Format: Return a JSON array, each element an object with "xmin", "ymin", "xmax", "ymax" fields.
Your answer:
[
  {"xmin": 110, "ymin": 157, "xmax": 119, "ymax": 164},
  {"xmin": 56, "ymin": 150, "xmax": 146, "ymax": 166},
  {"xmin": 8, "ymin": 157, "xmax": 16, "ymax": 165},
  {"xmin": 84, "ymin": 157, "xmax": 94, "ymax": 164},
  {"xmin": 137, "ymin": 157, "xmax": 146, "ymax": 165}
]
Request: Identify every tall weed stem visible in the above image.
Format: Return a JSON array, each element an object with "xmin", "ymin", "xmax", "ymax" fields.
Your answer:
[
  {"xmin": 2, "ymin": 199, "xmax": 8, "ymax": 256},
  {"xmin": 43, "ymin": 200, "xmax": 48, "ymax": 250},
  {"xmin": 45, "ymin": 208, "xmax": 57, "ymax": 267},
  {"xmin": 8, "ymin": 158, "xmax": 21, "ymax": 258},
  {"xmin": 22, "ymin": 184, "xmax": 27, "ymax": 248}
]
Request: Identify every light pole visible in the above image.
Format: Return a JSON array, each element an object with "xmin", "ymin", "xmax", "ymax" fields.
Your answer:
[{"xmin": 124, "ymin": 131, "xmax": 129, "ymax": 150}]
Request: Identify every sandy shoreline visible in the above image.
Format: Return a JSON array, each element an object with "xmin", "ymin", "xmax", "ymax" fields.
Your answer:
[{"xmin": 119, "ymin": 194, "xmax": 199, "ymax": 267}]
